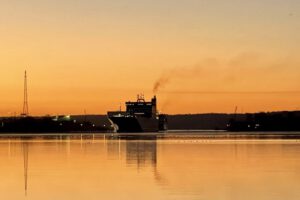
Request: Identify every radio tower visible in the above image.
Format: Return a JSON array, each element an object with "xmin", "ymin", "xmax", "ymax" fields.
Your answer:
[{"xmin": 21, "ymin": 70, "xmax": 29, "ymax": 117}]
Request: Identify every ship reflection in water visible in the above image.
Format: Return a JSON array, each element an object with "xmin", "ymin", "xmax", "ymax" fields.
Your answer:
[{"xmin": 0, "ymin": 133, "xmax": 300, "ymax": 200}]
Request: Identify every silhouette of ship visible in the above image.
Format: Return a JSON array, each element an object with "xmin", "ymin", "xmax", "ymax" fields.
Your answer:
[{"xmin": 107, "ymin": 95, "xmax": 167, "ymax": 132}]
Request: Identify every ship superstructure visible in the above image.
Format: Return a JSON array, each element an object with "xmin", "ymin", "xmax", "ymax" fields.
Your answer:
[{"xmin": 107, "ymin": 95, "xmax": 167, "ymax": 132}]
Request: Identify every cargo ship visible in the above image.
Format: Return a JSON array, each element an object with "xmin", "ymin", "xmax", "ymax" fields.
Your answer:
[{"xmin": 107, "ymin": 95, "xmax": 168, "ymax": 132}]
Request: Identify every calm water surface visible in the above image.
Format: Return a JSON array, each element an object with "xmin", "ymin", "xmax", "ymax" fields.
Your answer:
[{"xmin": 0, "ymin": 132, "xmax": 300, "ymax": 200}]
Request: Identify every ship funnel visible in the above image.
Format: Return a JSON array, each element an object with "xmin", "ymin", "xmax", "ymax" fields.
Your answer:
[{"xmin": 152, "ymin": 96, "xmax": 157, "ymax": 117}]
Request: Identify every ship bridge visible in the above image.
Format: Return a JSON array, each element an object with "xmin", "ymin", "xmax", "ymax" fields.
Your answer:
[{"xmin": 126, "ymin": 95, "xmax": 157, "ymax": 117}]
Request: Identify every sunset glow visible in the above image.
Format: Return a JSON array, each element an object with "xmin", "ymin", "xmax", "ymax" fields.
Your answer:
[{"xmin": 1, "ymin": 0, "xmax": 299, "ymax": 115}]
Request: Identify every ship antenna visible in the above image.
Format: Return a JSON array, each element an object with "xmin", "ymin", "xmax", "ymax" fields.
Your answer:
[
  {"xmin": 21, "ymin": 70, "xmax": 29, "ymax": 117},
  {"xmin": 137, "ymin": 93, "xmax": 145, "ymax": 102}
]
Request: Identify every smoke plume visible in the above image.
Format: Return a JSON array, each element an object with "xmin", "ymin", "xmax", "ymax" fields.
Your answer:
[
  {"xmin": 153, "ymin": 74, "xmax": 172, "ymax": 94},
  {"xmin": 152, "ymin": 53, "xmax": 300, "ymax": 94},
  {"xmin": 152, "ymin": 59, "xmax": 215, "ymax": 93}
]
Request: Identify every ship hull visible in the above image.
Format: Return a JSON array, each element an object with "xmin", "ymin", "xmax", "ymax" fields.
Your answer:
[{"xmin": 108, "ymin": 116, "xmax": 159, "ymax": 133}]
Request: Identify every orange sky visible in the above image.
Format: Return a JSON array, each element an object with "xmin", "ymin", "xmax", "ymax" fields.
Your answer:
[{"xmin": 0, "ymin": 0, "xmax": 300, "ymax": 115}]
